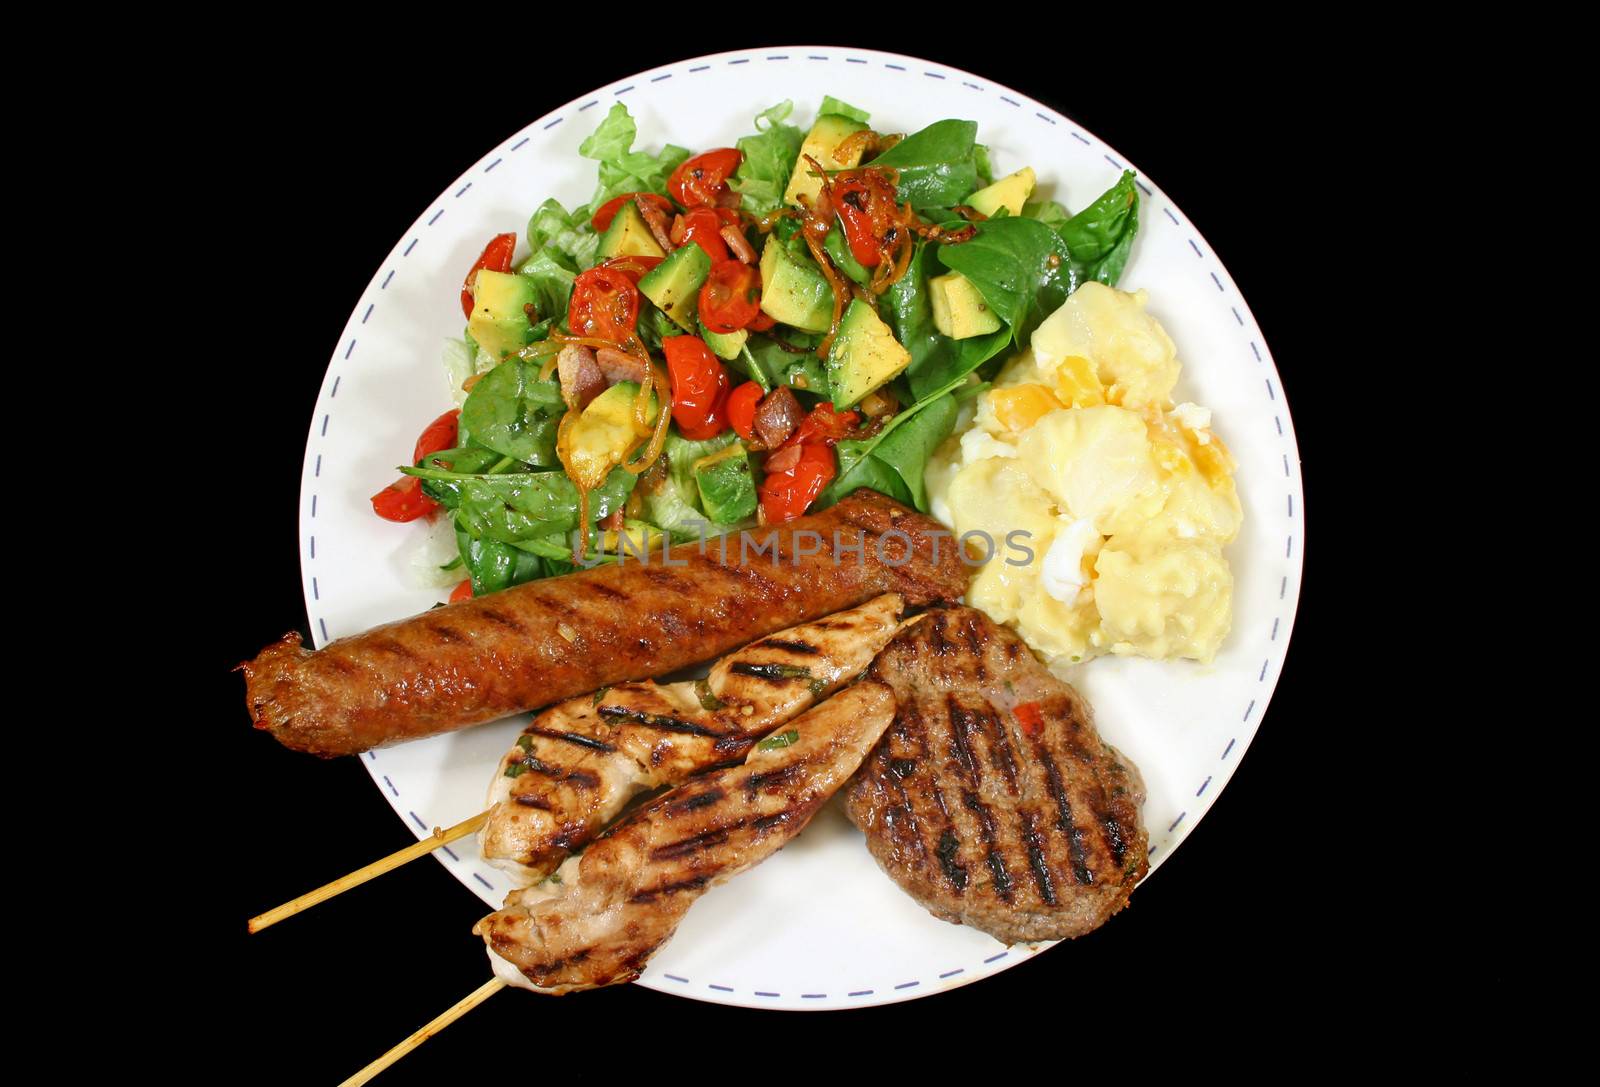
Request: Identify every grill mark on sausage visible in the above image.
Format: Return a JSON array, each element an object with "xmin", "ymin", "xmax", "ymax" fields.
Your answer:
[
  {"xmin": 963, "ymin": 790, "xmax": 1012, "ymax": 900},
  {"xmin": 526, "ymin": 726, "xmax": 616, "ymax": 753},
  {"xmin": 757, "ymin": 638, "xmax": 821, "ymax": 655},
  {"xmin": 753, "ymin": 811, "xmax": 791, "ymax": 833},
  {"xmin": 367, "ymin": 638, "xmax": 419, "ymax": 661},
  {"xmin": 582, "ymin": 581, "xmax": 629, "ymax": 601},
  {"xmin": 639, "ymin": 567, "xmax": 688, "ymax": 591},
  {"xmin": 1021, "ymin": 811, "xmax": 1057, "ymax": 906},
  {"xmin": 666, "ymin": 788, "xmax": 723, "ymax": 815},
  {"xmin": 478, "ymin": 608, "xmax": 530, "ymax": 635},
  {"xmin": 564, "ymin": 770, "xmax": 600, "ymax": 790},
  {"xmin": 1036, "ymin": 743, "xmax": 1094, "ymax": 885},
  {"xmin": 627, "ymin": 875, "xmax": 709, "ymax": 904},
  {"xmin": 598, "ymin": 705, "xmax": 724, "ymax": 738},
  {"xmin": 423, "ymin": 623, "xmax": 469, "ymax": 644},
  {"xmin": 513, "ymin": 794, "xmax": 553, "ymax": 810},
  {"xmin": 730, "ymin": 662, "xmax": 812, "ymax": 682}
]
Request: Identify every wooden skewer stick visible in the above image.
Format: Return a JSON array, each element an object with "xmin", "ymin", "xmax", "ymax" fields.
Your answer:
[
  {"xmin": 339, "ymin": 977, "xmax": 506, "ymax": 1087},
  {"xmin": 247, "ymin": 810, "xmax": 490, "ymax": 933}
]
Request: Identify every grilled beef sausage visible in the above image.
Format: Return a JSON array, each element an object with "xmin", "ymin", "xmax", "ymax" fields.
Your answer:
[{"xmin": 241, "ymin": 491, "xmax": 967, "ymax": 757}]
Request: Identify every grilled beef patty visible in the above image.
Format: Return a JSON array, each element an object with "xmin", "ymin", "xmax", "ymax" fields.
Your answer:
[{"xmin": 846, "ymin": 607, "xmax": 1148, "ymax": 944}]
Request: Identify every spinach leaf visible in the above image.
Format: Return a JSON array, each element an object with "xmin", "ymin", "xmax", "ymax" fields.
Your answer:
[
  {"xmin": 1022, "ymin": 199, "xmax": 1070, "ymax": 231},
  {"xmin": 730, "ymin": 102, "xmax": 804, "ymax": 217},
  {"xmin": 526, "ymin": 198, "xmax": 599, "ymax": 271},
  {"xmin": 576, "ymin": 104, "xmax": 690, "ymax": 224},
  {"xmin": 459, "ymin": 358, "xmax": 565, "ymax": 466},
  {"xmin": 974, "ymin": 144, "xmax": 994, "ymax": 189},
  {"xmin": 936, "ymin": 215, "xmax": 1072, "ymax": 348},
  {"xmin": 456, "ymin": 519, "xmax": 546, "ymax": 595},
  {"xmin": 417, "ymin": 466, "xmax": 635, "ymax": 548},
  {"xmin": 1058, "ymin": 170, "xmax": 1140, "ymax": 287},
  {"xmin": 819, "ymin": 96, "xmax": 869, "ymax": 124},
  {"xmin": 869, "ymin": 120, "xmax": 979, "ymax": 209},
  {"xmin": 816, "ymin": 372, "xmax": 972, "ymax": 512},
  {"xmin": 416, "ymin": 445, "xmax": 507, "ymax": 508},
  {"xmin": 729, "ymin": 343, "xmax": 772, "ymax": 393},
  {"xmin": 823, "ymin": 227, "xmax": 871, "ymax": 287},
  {"xmin": 745, "ymin": 335, "xmax": 830, "ymax": 398},
  {"xmin": 890, "ymin": 242, "xmax": 1016, "ymax": 400}
]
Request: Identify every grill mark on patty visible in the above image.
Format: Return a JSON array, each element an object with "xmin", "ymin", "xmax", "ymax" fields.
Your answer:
[
  {"xmin": 477, "ymin": 608, "xmax": 530, "ymax": 634},
  {"xmin": 928, "ymin": 612, "xmax": 953, "ymax": 657},
  {"xmin": 627, "ymin": 875, "xmax": 709, "ymax": 903},
  {"xmin": 598, "ymin": 705, "xmax": 724, "ymax": 738},
  {"xmin": 1096, "ymin": 804, "xmax": 1131, "ymax": 867},
  {"xmin": 963, "ymin": 790, "xmax": 1012, "ymax": 900},
  {"xmin": 981, "ymin": 706, "xmax": 1020, "ymax": 793},
  {"xmin": 423, "ymin": 623, "xmax": 469, "ymax": 644},
  {"xmin": 526, "ymin": 726, "xmax": 616, "ymax": 753},
  {"xmin": 756, "ymin": 638, "xmax": 821, "ymax": 655},
  {"xmin": 936, "ymin": 829, "xmax": 969, "ymax": 890},
  {"xmin": 753, "ymin": 811, "xmax": 791, "ymax": 833},
  {"xmin": 946, "ymin": 696, "xmax": 979, "ymax": 775},
  {"xmin": 1020, "ymin": 812, "xmax": 1057, "ymax": 906},
  {"xmin": 1036, "ymin": 743, "xmax": 1094, "ymax": 885}
]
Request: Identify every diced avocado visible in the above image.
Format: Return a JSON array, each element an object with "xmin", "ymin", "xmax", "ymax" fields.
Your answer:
[
  {"xmin": 638, "ymin": 244, "xmax": 711, "ymax": 330},
  {"xmin": 693, "ymin": 443, "xmax": 757, "ymax": 524},
  {"xmin": 967, "ymin": 167, "xmax": 1036, "ymax": 219},
  {"xmin": 822, "ymin": 227, "xmax": 871, "ymax": 287},
  {"xmin": 929, "ymin": 272, "xmax": 1002, "ymax": 339},
  {"xmin": 564, "ymin": 381, "xmax": 659, "ymax": 489},
  {"xmin": 603, "ymin": 518, "xmax": 667, "ymax": 557},
  {"xmin": 468, "ymin": 270, "xmax": 540, "ymax": 360},
  {"xmin": 825, "ymin": 300, "xmax": 911, "ymax": 409},
  {"xmin": 785, "ymin": 114, "xmax": 870, "ymax": 207},
  {"xmin": 597, "ymin": 201, "xmax": 667, "ymax": 260},
  {"xmin": 758, "ymin": 235, "xmax": 834, "ymax": 333},
  {"xmin": 700, "ymin": 323, "xmax": 748, "ymax": 361}
]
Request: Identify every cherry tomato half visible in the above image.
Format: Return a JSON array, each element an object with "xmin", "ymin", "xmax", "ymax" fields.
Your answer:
[
  {"xmin": 787, "ymin": 402, "xmax": 861, "ymax": 447},
  {"xmin": 662, "ymin": 335, "xmax": 729, "ymax": 440},
  {"xmin": 568, "ymin": 265, "xmax": 641, "ymax": 342},
  {"xmin": 460, "ymin": 233, "xmax": 518, "ymax": 319},
  {"xmin": 832, "ymin": 178, "xmax": 882, "ymax": 268},
  {"xmin": 449, "ymin": 578, "xmax": 474, "ymax": 603},
  {"xmin": 725, "ymin": 382, "xmax": 763, "ymax": 442},
  {"xmin": 748, "ymin": 310, "xmax": 776, "ymax": 332},
  {"xmin": 591, "ymin": 192, "xmax": 674, "ymax": 232},
  {"xmin": 674, "ymin": 207, "xmax": 730, "ymax": 262},
  {"xmin": 413, "ymin": 409, "xmax": 461, "ymax": 463},
  {"xmin": 371, "ymin": 476, "xmax": 435, "ymax": 523},
  {"xmin": 759, "ymin": 442, "xmax": 836, "ymax": 524},
  {"xmin": 668, "ymin": 148, "xmax": 743, "ymax": 208},
  {"xmin": 698, "ymin": 260, "xmax": 761, "ymax": 334}
]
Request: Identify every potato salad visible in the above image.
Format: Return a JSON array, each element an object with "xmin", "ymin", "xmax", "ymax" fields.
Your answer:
[{"xmin": 928, "ymin": 282, "xmax": 1241, "ymax": 667}]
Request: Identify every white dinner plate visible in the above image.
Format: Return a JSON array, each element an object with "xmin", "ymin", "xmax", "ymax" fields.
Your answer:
[{"xmin": 296, "ymin": 46, "xmax": 1304, "ymax": 1010}]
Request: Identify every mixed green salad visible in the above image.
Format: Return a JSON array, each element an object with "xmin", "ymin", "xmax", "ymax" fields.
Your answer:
[{"xmin": 369, "ymin": 97, "xmax": 1140, "ymax": 600}]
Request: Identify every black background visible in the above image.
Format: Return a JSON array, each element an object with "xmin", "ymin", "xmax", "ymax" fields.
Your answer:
[{"xmin": 200, "ymin": 33, "xmax": 1356, "ymax": 1081}]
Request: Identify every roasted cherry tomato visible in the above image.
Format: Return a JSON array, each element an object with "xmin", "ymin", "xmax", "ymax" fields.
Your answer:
[
  {"xmin": 460, "ymin": 233, "xmax": 518, "ymax": 319},
  {"xmin": 568, "ymin": 265, "xmax": 641, "ymax": 341},
  {"xmin": 662, "ymin": 335, "xmax": 729, "ymax": 440},
  {"xmin": 591, "ymin": 192, "xmax": 674, "ymax": 232},
  {"xmin": 832, "ymin": 178, "xmax": 882, "ymax": 268},
  {"xmin": 787, "ymin": 402, "xmax": 861, "ymax": 447},
  {"xmin": 668, "ymin": 148, "xmax": 742, "ymax": 208},
  {"xmin": 725, "ymin": 381, "xmax": 763, "ymax": 442},
  {"xmin": 748, "ymin": 309, "xmax": 776, "ymax": 332},
  {"xmin": 413, "ymin": 409, "xmax": 461, "ymax": 463},
  {"xmin": 1013, "ymin": 701, "xmax": 1045, "ymax": 738},
  {"xmin": 449, "ymin": 578, "xmax": 474, "ymax": 603},
  {"xmin": 759, "ymin": 442, "xmax": 836, "ymax": 523},
  {"xmin": 598, "ymin": 254, "xmax": 664, "ymax": 282},
  {"xmin": 698, "ymin": 259, "xmax": 761, "ymax": 334},
  {"xmin": 674, "ymin": 207, "xmax": 731, "ymax": 262},
  {"xmin": 371, "ymin": 477, "xmax": 434, "ymax": 523}
]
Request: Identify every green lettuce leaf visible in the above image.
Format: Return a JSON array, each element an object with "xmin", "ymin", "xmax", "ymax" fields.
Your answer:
[
  {"xmin": 576, "ymin": 103, "xmax": 690, "ymax": 225},
  {"xmin": 730, "ymin": 101, "xmax": 804, "ymax": 216},
  {"xmin": 819, "ymin": 96, "xmax": 869, "ymax": 124}
]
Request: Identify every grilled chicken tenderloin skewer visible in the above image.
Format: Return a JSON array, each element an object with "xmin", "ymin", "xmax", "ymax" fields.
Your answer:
[
  {"xmin": 476, "ymin": 680, "xmax": 898, "ymax": 994},
  {"xmin": 480, "ymin": 593, "xmax": 907, "ymax": 885}
]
